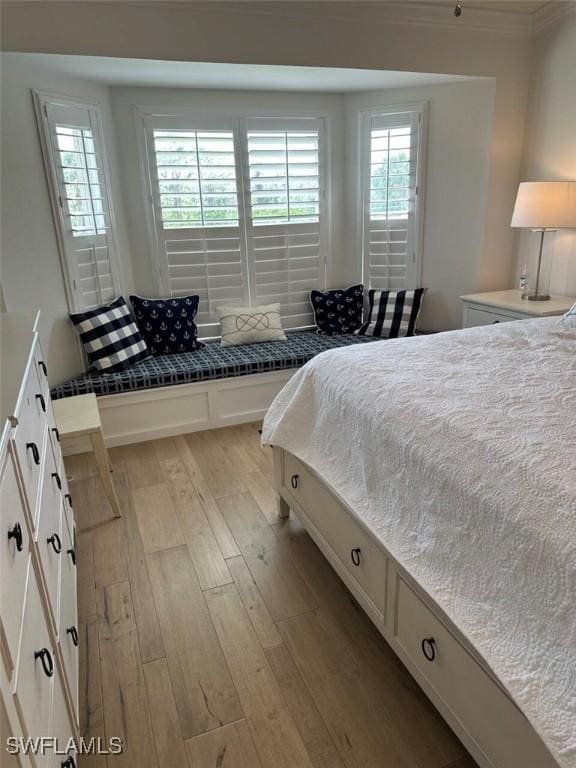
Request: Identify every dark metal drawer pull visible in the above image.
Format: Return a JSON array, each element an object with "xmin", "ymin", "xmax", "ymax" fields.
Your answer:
[
  {"xmin": 290, "ymin": 474, "xmax": 299, "ymax": 489},
  {"xmin": 61, "ymin": 756, "xmax": 76, "ymax": 768},
  {"xmin": 350, "ymin": 548, "xmax": 361, "ymax": 567},
  {"xmin": 52, "ymin": 472, "xmax": 62, "ymax": 490},
  {"xmin": 35, "ymin": 393, "xmax": 46, "ymax": 412},
  {"xmin": 421, "ymin": 637, "xmax": 436, "ymax": 662},
  {"xmin": 8, "ymin": 522, "xmax": 23, "ymax": 552},
  {"xmin": 34, "ymin": 647, "xmax": 54, "ymax": 677},
  {"xmin": 65, "ymin": 493, "xmax": 73, "ymax": 507},
  {"xmin": 67, "ymin": 626, "xmax": 79, "ymax": 647},
  {"xmin": 26, "ymin": 442, "xmax": 40, "ymax": 465},
  {"xmin": 67, "ymin": 548, "xmax": 76, "ymax": 566},
  {"xmin": 39, "ymin": 360, "xmax": 48, "ymax": 376},
  {"xmin": 52, "ymin": 427, "xmax": 60, "ymax": 442},
  {"xmin": 47, "ymin": 532, "xmax": 62, "ymax": 554}
]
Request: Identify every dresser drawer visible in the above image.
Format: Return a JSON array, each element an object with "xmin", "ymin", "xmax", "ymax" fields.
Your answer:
[
  {"xmin": 48, "ymin": 666, "xmax": 76, "ymax": 768},
  {"xmin": 58, "ymin": 513, "xmax": 78, "ymax": 721},
  {"xmin": 14, "ymin": 561, "xmax": 54, "ymax": 763},
  {"xmin": 463, "ymin": 307, "xmax": 517, "ymax": 328},
  {"xmin": 284, "ymin": 453, "xmax": 386, "ymax": 615},
  {"xmin": 0, "ymin": 444, "xmax": 32, "ymax": 675},
  {"xmin": 394, "ymin": 578, "xmax": 556, "ymax": 768},
  {"xmin": 36, "ymin": 448, "xmax": 64, "ymax": 629},
  {"xmin": 32, "ymin": 342, "xmax": 50, "ymax": 402}
]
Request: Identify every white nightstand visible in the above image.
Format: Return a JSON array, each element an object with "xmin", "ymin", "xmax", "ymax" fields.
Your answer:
[{"xmin": 460, "ymin": 290, "xmax": 574, "ymax": 328}]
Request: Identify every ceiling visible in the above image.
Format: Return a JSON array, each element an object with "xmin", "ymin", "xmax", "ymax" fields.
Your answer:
[{"xmin": 5, "ymin": 53, "xmax": 479, "ymax": 92}]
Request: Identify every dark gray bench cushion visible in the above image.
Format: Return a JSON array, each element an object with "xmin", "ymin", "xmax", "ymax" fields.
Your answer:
[{"xmin": 51, "ymin": 331, "xmax": 382, "ymax": 399}]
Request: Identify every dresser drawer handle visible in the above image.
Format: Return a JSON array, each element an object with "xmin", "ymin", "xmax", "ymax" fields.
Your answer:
[
  {"xmin": 47, "ymin": 532, "xmax": 62, "ymax": 554},
  {"xmin": 61, "ymin": 756, "xmax": 76, "ymax": 768},
  {"xmin": 34, "ymin": 648, "xmax": 54, "ymax": 678},
  {"xmin": 66, "ymin": 626, "xmax": 79, "ymax": 647},
  {"xmin": 39, "ymin": 360, "xmax": 48, "ymax": 377},
  {"xmin": 52, "ymin": 427, "xmax": 60, "ymax": 442},
  {"xmin": 350, "ymin": 547, "xmax": 361, "ymax": 567},
  {"xmin": 65, "ymin": 493, "xmax": 73, "ymax": 507},
  {"xmin": 52, "ymin": 472, "xmax": 62, "ymax": 490},
  {"xmin": 421, "ymin": 637, "xmax": 436, "ymax": 662},
  {"xmin": 67, "ymin": 548, "xmax": 76, "ymax": 566},
  {"xmin": 290, "ymin": 474, "xmax": 299, "ymax": 489},
  {"xmin": 35, "ymin": 393, "xmax": 46, "ymax": 412},
  {"xmin": 26, "ymin": 442, "xmax": 40, "ymax": 465},
  {"xmin": 8, "ymin": 522, "xmax": 24, "ymax": 552}
]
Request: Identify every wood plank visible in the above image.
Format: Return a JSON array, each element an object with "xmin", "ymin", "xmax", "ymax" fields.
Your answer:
[
  {"xmin": 78, "ymin": 613, "xmax": 107, "ymax": 768},
  {"xmin": 227, "ymin": 556, "xmax": 282, "ymax": 649},
  {"xmin": 175, "ymin": 435, "xmax": 240, "ymax": 559},
  {"xmin": 121, "ymin": 441, "xmax": 164, "ymax": 489},
  {"xmin": 143, "ymin": 659, "xmax": 190, "ymax": 767},
  {"xmin": 168, "ymin": 480, "xmax": 232, "ymax": 590},
  {"xmin": 97, "ymin": 581, "xmax": 158, "ymax": 768},
  {"xmin": 132, "ymin": 483, "xmax": 185, "ymax": 554},
  {"xmin": 277, "ymin": 610, "xmax": 419, "ymax": 768},
  {"xmin": 76, "ymin": 531, "xmax": 96, "ymax": 618},
  {"xmin": 146, "ymin": 546, "xmax": 242, "ymax": 738},
  {"xmin": 185, "ymin": 720, "xmax": 263, "ymax": 768},
  {"xmin": 92, "ymin": 516, "xmax": 128, "ymax": 588},
  {"xmin": 204, "ymin": 583, "xmax": 313, "ymax": 768},
  {"xmin": 243, "ymin": 470, "xmax": 278, "ymax": 524},
  {"xmin": 70, "ymin": 473, "xmax": 115, "ymax": 531},
  {"xmin": 184, "ymin": 430, "xmax": 247, "ymax": 497},
  {"xmin": 222, "ymin": 443, "xmax": 261, "ymax": 476},
  {"xmin": 265, "ymin": 643, "xmax": 345, "ymax": 768},
  {"xmin": 217, "ymin": 493, "xmax": 317, "ymax": 621}
]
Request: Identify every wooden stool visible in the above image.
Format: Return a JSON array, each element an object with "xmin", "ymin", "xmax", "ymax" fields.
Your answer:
[{"xmin": 53, "ymin": 394, "xmax": 122, "ymax": 519}]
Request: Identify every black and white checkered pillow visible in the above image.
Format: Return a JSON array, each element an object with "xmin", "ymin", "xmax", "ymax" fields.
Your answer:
[
  {"xmin": 356, "ymin": 289, "xmax": 425, "ymax": 338},
  {"xmin": 70, "ymin": 297, "xmax": 151, "ymax": 373}
]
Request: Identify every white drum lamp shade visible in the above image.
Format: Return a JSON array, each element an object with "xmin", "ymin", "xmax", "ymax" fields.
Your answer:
[{"xmin": 511, "ymin": 181, "xmax": 576, "ymax": 230}]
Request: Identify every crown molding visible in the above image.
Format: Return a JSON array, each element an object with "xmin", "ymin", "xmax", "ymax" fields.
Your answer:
[{"xmin": 533, "ymin": 1, "xmax": 576, "ymax": 33}]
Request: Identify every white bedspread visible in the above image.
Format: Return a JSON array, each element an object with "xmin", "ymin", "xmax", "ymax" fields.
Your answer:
[{"xmin": 262, "ymin": 317, "xmax": 576, "ymax": 768}]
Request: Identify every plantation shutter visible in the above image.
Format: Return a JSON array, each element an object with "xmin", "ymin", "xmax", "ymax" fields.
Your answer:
[
  {"xmin": 145, "ymin": 121, "xmax": 247, "ymax": 336},
  {"xmin": 363, "ymin": 110, "xmax": 421, "ymax": 291},
  {"xmin": 243, "ymin": 118, "xmax": 326, "ymax": 329},
  {"xmin": 35, "ymin": 93, "xmax": 120, "ymax": 311}
]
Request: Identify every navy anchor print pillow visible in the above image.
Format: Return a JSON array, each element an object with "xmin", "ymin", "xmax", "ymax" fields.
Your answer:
[
  {"xmin": 130, "ymin": 295, "xmax": 205, "ymax": 355},
  {"xmin": 310, "ymin": 284, "xmax": 364, "ymax": 335}
]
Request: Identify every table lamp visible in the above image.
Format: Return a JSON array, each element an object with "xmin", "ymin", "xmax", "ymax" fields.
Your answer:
[{"xmin": 511, "ymin": 181, "xmax": 576, "ymax": 301}]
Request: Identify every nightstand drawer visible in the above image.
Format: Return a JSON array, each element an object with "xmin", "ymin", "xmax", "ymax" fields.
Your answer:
[{"xmin": 464, "ymin": 307, "xmax": 517, "ymax": 328}]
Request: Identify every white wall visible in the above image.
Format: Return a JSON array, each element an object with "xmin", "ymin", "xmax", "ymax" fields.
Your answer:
[
  {"xmin": 344, "ymin": 80, "xmax": 496, "ymax": 331},
  {"xmin": 516, "ymin": 9, "xmax": 576, "ymax": 297},
  {"xmin": 0, "ymin": 53, "xmax": 134, "ymax": 383}
]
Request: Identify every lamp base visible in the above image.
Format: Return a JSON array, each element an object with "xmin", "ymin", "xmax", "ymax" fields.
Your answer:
[{"xmin": 522, "ymin": 292, "xmax": 550, "ymax": 301}]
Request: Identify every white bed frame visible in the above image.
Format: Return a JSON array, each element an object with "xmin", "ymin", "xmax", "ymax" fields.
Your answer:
[{"xmin": 273, "ymin": 447, "xmax": 558, "ymax": 768}]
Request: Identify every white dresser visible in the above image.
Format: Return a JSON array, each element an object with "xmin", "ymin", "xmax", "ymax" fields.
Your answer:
[
  {"xmin": 461, "ymin": 289, "xmax": 573, "ymax": 328},
  {"xmin": 1, "ymin": 313, "xmax": 78, "ymax": 768}
]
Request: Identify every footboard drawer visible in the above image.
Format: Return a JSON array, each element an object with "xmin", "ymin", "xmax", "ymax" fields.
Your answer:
[
  {"xmin": 283, "ymin": 453, "xmax": 386, "ymax": 617},
  {"xmin": 394, "ymin": 577, "xmax": 556, "ymax": 768}
]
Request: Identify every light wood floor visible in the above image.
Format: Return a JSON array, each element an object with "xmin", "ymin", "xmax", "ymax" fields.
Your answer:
[{"xmin": 65, "ymin": 423, "xmax": 477, "ymax": 768}]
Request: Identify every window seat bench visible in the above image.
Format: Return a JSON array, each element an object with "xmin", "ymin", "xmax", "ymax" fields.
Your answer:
[{"xmin": 51, "ymin": 331, "xmax": 381, "ymax": 450}]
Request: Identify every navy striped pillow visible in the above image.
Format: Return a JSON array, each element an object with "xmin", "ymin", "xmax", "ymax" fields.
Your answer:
[
  {"xmin": 356, "ymin": 289, "xmax": 425, "ymax": 338},
  {"xmin": 70, "ymin": 297, "xmax": 151, "ymax": 373}
]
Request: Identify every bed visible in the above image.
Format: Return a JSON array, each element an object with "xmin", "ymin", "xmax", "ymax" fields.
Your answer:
[{"xmin": 262, "ymin": 316, "xmax": 576, "ymax": 768}]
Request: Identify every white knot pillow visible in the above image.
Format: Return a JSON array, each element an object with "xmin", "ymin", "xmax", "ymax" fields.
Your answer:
[{"xmin": 216, "ymin": 303, "xmax": 287, "ymax": 347}]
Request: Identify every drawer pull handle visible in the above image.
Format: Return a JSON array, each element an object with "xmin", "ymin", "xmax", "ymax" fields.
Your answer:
[
  {"xmin": 350, "ymin": 547, "xmax": 361, "ymax": 567},
  {"xmin": 34, "ymin": 647, "xmax": 54, "ymax": 678},
  {"xmin": 67, "ymin": 626, "xmax": 79, "ymax": 647},
  {"xmin": 67, "ymin": 548, "xmax": 76, "ymax": 566},
  {"xmin": 290, "ymin": 474, "xmax": 299, "ymax": 489},
  {"xmin": 61, "ymin": 757, "xmax": 76, "ymax": 768},
  {"xmin": 26, "ymin": 442, "xmax": 40, "ymax": 465},
  {"xmin": 52, "ymin": 427, "xmax": 60, "ymax": 442},
  {"xmin": 47, "ymin": 532, "xmax": 62, "ymax": 554},
  {"xmin": 35, "ymin": 393, "xmax": 46, "ymax": 412},
  {"xmin": 52, "ymin": 472, "xmax": 62, "ymax": 490},
  {"xmin": 65, "ymin": 493, "xmax": 73, "ymax": 507},
  {"xmin": 421, "ymin": 637, "xmax": 436, "ymax": 662},
  {"xmin": 8, "ymin": 522, "xmax": 24, "ymax": 552},
  {"xmin": 39, "ymin": 360, "xmax": 48, "ymax": 376}
]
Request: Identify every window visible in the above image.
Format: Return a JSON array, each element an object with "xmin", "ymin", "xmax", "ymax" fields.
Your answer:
[
  {"xmin": 142, "ymin": 114, "xmax": 326, "ymax": 336},
  {"xmin": 361, "ymin": 106, "xmax": 425, "ymax": 291},
  {"xmin": 34, "ymin": 92, "xmax": 121, "ymax": 311}
]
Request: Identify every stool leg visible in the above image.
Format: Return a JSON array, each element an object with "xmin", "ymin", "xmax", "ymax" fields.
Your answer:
[{"xmin": 91, "ymin": 432, "xmax": 122, "ymax": 519}]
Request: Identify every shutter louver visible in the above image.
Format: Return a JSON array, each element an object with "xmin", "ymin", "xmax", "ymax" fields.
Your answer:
[{"xmin": 364, "ymin": 111, "xmax": 421, "ymax": 291}]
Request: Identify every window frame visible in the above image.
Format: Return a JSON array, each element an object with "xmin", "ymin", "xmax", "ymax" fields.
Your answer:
[
  {"xmin": 33, "ymin": 90, "xmax": 122, "ymax": 312},
  {"xmin": 358, "ymin": 101, "xmax": 428, "ymax": 292}
]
